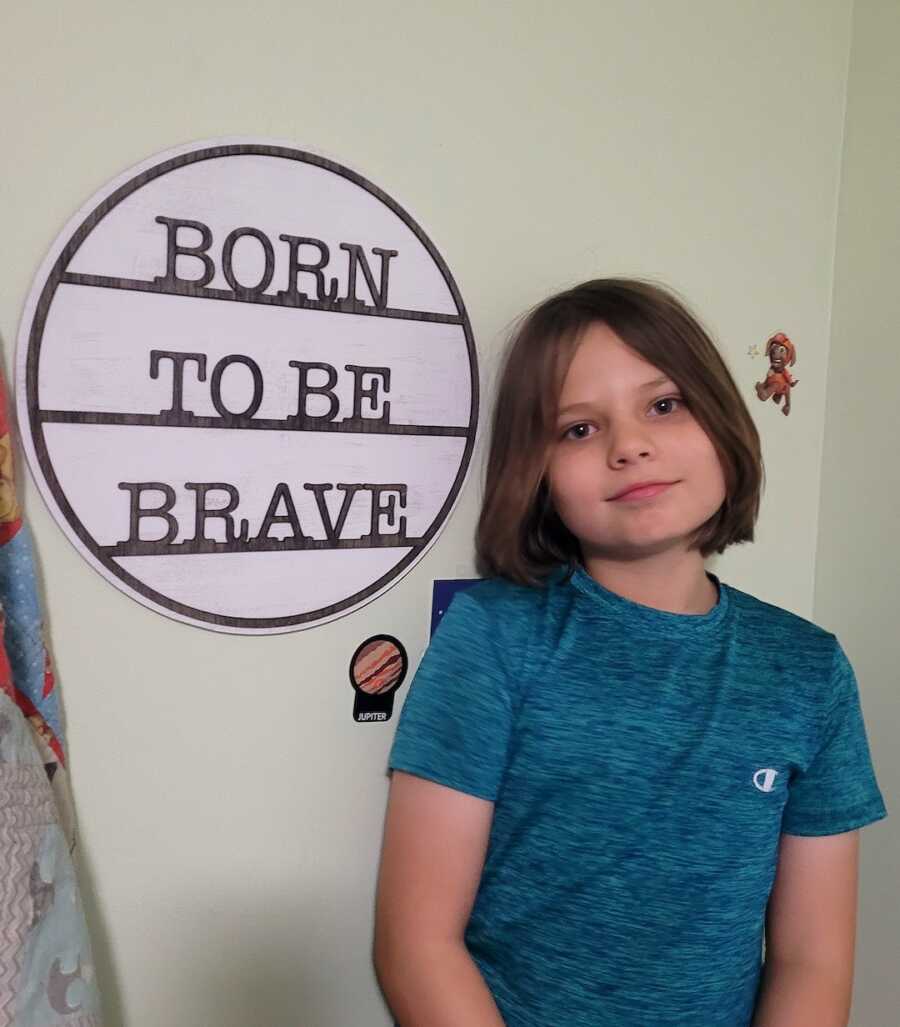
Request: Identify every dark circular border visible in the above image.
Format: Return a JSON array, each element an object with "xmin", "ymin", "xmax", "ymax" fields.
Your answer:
[
  {"xmin": 348, "ymin": 633, "xmax": 408, "ymax": 696},
  {"xmin": 25, "ymin": 144, "xmax": 479, "ymax": 630}
]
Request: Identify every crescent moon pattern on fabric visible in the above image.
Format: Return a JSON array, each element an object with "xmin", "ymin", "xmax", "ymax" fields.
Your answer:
[{"xmin": 47, "ymin": 956, "xmax": 84, "ymax": 1015}]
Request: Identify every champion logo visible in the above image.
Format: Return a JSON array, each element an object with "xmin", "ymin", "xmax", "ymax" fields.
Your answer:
[{"xmin": 753, "ymin": 768, "xmax": 779, "ymax": 793}]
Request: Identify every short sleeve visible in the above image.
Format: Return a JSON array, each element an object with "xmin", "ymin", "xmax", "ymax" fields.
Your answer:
[
  {"xmin": 387, "ymin": 588, "xmax": 523, "ymax": 802},
  {"xmin": 781, "ymin": 643, "xmax": 887, "ymax": 836}
]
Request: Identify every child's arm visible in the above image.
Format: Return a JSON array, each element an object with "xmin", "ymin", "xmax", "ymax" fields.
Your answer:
[
  {"xmin": 751, "ymin": 831, "xmax": 859, "ymax": 1027},
  {"xmin": 374, "ymin": 771, "xmax": 507, "ymax": 1027}
]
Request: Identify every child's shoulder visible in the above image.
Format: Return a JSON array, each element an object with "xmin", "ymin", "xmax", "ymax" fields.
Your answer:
[
  {"xmin": 724, "ymin": 582, "xmax": 837, "ymax": 650},
  {"xmin": 453, "ymin": 575, "xmax": 550, "ymax": 618},
  {"xmin": 435, "ymin": 577, "xmax": 550, "ymax": 667},
  {"xmin": 443, "ymin": 575, "xmax": 567, "ymax": 646}
]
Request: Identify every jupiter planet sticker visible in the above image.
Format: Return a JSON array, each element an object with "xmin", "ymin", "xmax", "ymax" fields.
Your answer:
[
  {"xmin": 350, "ymin": 634, "xmax": 408, "ymax": 723},
  {"xmin": 15, "ymin": 138, "xmax": 478, "ymax": 633}
]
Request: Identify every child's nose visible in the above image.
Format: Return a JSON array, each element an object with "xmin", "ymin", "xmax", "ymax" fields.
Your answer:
[{"xmin": 607, "ymin": 423, "xmax": 654, "ymax": 468}]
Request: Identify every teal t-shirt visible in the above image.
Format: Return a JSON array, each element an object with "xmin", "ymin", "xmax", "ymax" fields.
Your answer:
[{"xmin": 387, "ymin": 568, "xmax": 887, "ymax": 1027}]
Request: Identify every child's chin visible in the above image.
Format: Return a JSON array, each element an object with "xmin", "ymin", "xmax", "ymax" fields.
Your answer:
[{"xmin": 592, "ymin": 534, "xmax": 688, "ymax": 561}]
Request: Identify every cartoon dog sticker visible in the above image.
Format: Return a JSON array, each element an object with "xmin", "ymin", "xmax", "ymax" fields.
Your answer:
[{"xmin": 755, "ymin": 332, "xmax": 798, "ymax": 416}]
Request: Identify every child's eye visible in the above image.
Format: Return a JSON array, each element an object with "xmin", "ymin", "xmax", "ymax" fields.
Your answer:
[
  {"xmin": 649, "ymin": 396, "xmax": 683, "ymax": 416},
  {"xmin": 562, "ymin": 423, "xmax": 596, "ymax": 441}
]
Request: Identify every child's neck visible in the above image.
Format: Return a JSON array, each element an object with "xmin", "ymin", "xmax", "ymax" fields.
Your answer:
[{"xmin": 582, "ymin": 548, "xmax": 717, "ymax": 615}]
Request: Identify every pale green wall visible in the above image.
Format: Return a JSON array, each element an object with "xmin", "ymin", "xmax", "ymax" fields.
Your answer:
[
  {"xmin": 2, "ymin": 1, "xmax": 894, "ymax": 1025},
  {"xmin": 815, "ymin": 2, "xmax": 899, "ymax": 1025}
]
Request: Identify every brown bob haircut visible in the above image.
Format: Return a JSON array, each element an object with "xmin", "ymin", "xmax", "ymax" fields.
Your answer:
[{"xmin": 475, "ymin": 278, "xmax": 763, "ymax": 585}]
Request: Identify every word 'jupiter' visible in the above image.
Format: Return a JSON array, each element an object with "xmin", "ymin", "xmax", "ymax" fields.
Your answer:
[{"xmin": 116, "ymin": 481, "xmax": 410, "ymax": 551}]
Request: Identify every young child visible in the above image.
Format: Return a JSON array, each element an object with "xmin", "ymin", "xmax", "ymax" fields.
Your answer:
[{"xmin": 373, "ymin": 279, "xmax": 887, "ymax": 1027}]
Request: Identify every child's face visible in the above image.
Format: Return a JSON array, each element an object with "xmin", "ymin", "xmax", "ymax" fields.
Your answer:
[{"xmin": 546, "ymin": 323, "xmax": 726, "ymax": 561}]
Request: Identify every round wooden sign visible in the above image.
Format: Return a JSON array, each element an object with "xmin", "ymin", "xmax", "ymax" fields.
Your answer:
[{"xmin": 16, "ymin": 140, "xmax": 478, "ymax": 633}]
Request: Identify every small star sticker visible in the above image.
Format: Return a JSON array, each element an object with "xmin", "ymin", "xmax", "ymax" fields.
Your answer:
[{"xmin": 747, "ymin": 345, "xmax": 761, "ymax": 358}]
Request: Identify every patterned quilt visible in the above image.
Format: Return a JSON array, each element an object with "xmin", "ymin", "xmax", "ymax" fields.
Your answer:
[{"xmin": 0, "ymin": 378, "xmax": 102, "ymax": 1026}]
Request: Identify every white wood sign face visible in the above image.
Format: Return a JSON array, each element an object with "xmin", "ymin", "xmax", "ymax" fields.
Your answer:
[{"xmin": 16, "ymin": 140, "xmax": 478, "ymax": 633}]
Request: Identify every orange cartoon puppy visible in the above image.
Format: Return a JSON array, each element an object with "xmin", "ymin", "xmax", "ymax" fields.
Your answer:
[{"xmin": 755, "ymin": 332, "xmax": 798, "ymax": 416}]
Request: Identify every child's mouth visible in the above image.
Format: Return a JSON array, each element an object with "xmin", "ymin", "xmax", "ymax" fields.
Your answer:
[{"xmin": 607, "ymin": 481, "xmax": 677, "ymax": 503}]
